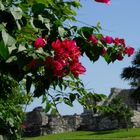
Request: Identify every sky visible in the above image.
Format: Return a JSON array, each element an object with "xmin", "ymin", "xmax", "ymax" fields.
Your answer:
[{"xmin": 26, "ymin": 0, "xmax": 140, "ymax": 115}]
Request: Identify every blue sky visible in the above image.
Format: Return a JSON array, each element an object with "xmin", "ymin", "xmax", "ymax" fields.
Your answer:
[{"xmin": 26, "ymin": 0, "xmax": 140, "ymax": 115}]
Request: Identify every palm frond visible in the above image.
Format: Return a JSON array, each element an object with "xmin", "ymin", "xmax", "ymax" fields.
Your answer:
[
  {"xmin": 121, "ymin": 66, "xmax": 140, "ymax": 80},
  {"xmin": 132, "ymin": 50, "xmax": 140, "ymax": 66}
]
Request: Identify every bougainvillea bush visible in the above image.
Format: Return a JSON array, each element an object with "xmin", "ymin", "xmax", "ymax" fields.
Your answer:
[{"xmin": 0, "ymin": 0, "xmax": 134, "ymax": 139}]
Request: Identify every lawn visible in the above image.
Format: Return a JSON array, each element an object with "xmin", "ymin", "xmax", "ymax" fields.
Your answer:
[{"xmin": 24, "ymin": 128, "xmax": 140, "ymax": 140}]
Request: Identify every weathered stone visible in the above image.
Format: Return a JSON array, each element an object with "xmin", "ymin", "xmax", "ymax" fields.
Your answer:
[
  {"xmin": 131, "ymin": 110, "xmax": 140, "ymax": 128},
  {"xmin": 23, "ymin": 109, "xmax": 81, "ymax": 136},
  {"xmin": 22, "ymin": 88, "xmax": 140, "ymax": 137},
  {"xmin": 98, "ymin": 117, "xmax": 118, "ymax": 130},
  {"xmin": 108, "ymin": 88, "xmax": 136, "ymax": 109}
]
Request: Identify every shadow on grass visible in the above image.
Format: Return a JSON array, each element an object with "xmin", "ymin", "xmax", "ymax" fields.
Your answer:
[
  {"xmin": 89, "ymin": 129, "xmax": 119, "ymax": 135},
  {"xmin": 75, "ymin": 129, "xmax": 119, "ymax": 137}
]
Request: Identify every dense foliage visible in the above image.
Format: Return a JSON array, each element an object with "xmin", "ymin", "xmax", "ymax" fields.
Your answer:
[
  {"xmin": 0, "ymin": 75, "xmax": 32, "ymax": 139},
  {"xmin": 121, "ymin": 50, "xmax": 140, "ymax": 102},
  {"xmin": 101, "ymin": 97, "xmax": 133, "ymax": 129},
  {"xmin": 0, "ymin": 0, "xmax": 134, "ymax": 139}
]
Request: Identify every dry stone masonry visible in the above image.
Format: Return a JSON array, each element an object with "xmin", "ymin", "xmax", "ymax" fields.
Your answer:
[{"xmin": 22, "ymin": 88, "xmax": 140, "ymax": 137}]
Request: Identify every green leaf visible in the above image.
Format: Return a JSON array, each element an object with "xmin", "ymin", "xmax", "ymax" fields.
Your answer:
[
  {"xmin": 0, "ymin": 3, "xmax": 5, "ymax": 10},
  {"xmin": 64, "ymin": 97, "xmax": 73, "ymax": 107},
  {"xmin": 6, "ymin": 118, "xmax": 14, "ymax": 127},
  {"xmin": 10, "ymin": 7, "xmax": 23, "ymax": 20},
  {"xmin": 58, "ymin": 26, "xmax": 67, "ymax": 38},
  {"xmin": 54, "ymin": 97, "xmax": 63, "ymax": 103},
  {"xmin": 34, "ymin": 86, "xmax": 45, "ymax": 97},
  {"xmin": 78, "ymin": 27, "xmax": 94, "ymax": 38},
  {"xmin": 45, "ymin": 23, "xmax": 51, "ymax": 31},
  {"xmin": 51, "ymin": 108, "xmax": 58, "ymax": 115},
  {"xmin": 45, "ymin": 101, "xmax": 51, "ymax": 113},
  {"xmin": 26, "ymin": 76, "xmax": 32, "ymax": 93},
  {"xmin": 99, "ymin": 94, "xmax": 107, "ymax": 99},
  {"xmin": 6, "ymin": 56, "xmax": 17, "ymax": 63},
  {"xmin": 42, "ymin": 95, "xmax": 46, "ymax": 104},
  {"xmin": 16, "ymin": 20, "xmax": 21, "ymax": 30},
  {"xmin": 104, "ymin": 54, "xmax": 111, "ymax": 64},
  {"xmin": 69, "ymin": 72, "xmax": 75, "ymax": 80},
  {"xmin": 2, "ymin": 29, "xmax": 16, "ymax": 48},
  {"xmin": 0, "ymin": 24, "xmax": 5, "ymax": 31},
  {"xmin": 38, "ymin": 15, "xmax": 50, "ymax": 23},
  {"xmin": 32, "ymin": 3, "xmax": 46, "ymax": 15},
  {"xmin": 38, "ymin": 15, "xmax": 51, "ymax": 30},
  {"xmin": 69, "ymin": 93, "xmax": 76, "ymax": 103},
  {"xmin": 96, "ymin": 22, "xmax": 102, "ymax": 31},
  {"xmin": 18, "ymin": 44, "xmax": 27, "ymax": 52},
  {"xmin": 30, "ymin": 17, "xmax": 39, "ymax": 32},
  {"xmin": 0, "ymin": 40, "xmax": 9, "ymax": 59}
]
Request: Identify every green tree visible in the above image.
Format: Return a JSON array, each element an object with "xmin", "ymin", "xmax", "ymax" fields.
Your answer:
[
  {"xmin": 121, "ymin": 50, "xmax": 140, "ymax": 102},
  {"xmin": 102, "ymin": 97, "xmax": 133, "ymax": 129},
  {"xmin": 0, "ymin": 75, "xmax": 32, "ymax": 139}
]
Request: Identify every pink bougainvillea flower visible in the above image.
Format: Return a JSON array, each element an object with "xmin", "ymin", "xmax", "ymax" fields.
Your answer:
[
  {"xmin": 87, "ymin": 34, "xmax": 98, "ymax": 46},
  {"xmin": 52, "ymin": 39, "xmax": 81, "ymax": 61},
  {"xmin": 70, "ymin": 60, "xmax": 86, "ymax": 77},
  {"xmin": 47, "ymin": 39, "xmax": 86, "ymax": 78},
  {"xmin": 34, "ymin": 37, "xmax": 46, "ymax": 49},
  {"xmin": 55, "ymin": 58, "xmax": 67, "ymax": 67},
  {"xmin": 44, "ymin": 56, "xmax": 64, "ymax": 77},
  {"xmin": 95, "ymin": 0, "xmax": 110, "ymax": 5},
  {"xmin": 125, "ymin": 46, "xmax": 135, "ymax": 56},
  {"xmin": 119, "ymin": 38, "xmax": 125, "ymax": 46},
  {"xmin": 52, "ymin": 39, "xmax": 62, "ymax": 53},
  {"xmin": 52, "ymin": 60, "xmax": 63, "ymax": 71},
  {"xmin": 113, "ymin": 38, "xmax": 125, "ymax": 46},
  {"xmin": 102, "ymin": 36, "xmax": 114, "ymax": 44},
  {"xmin": 113, "ymin": 38, "xmax": 120, "ymax": 45},
  {"xmin": 61, "ymin": 39, "xmax": 81, "ymax": 60}
]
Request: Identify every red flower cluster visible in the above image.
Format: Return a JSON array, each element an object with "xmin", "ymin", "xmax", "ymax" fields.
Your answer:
[
  {"xmin": 87, "ymin": 34, "xmax": 98, "ymax": 46},
  {"xmin": 45, "ymin": 39, "xmax": 86, "ymax": 77},
  {"xmin": 125, "ymin": 46, "xmax": 135, "ymax": 57},
  {"xmin": 102, "ymin": 36, "xmax": 135, "ymax": 60},
  {"xmin": 86, "ymin": 34, "xmax": 135, "ymax": 62},
  {"xmin": 102, "ymin": 36, "xmax": 113, "ymax": 44},
  {"xmin": 113, "ymin": 38, "xmax": 125, "ymax": 46},
  {"xmin": 34, "ymin": 37, "xmax": 46, "ymax": 49}
]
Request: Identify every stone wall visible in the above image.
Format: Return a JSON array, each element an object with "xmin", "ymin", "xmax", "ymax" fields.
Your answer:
[
  {"xmin": 22, "ymin": 88, "xmax": 140, "ymax": 137},
  {"xmin": 46, "ymin": 114, "xmax": 81, "ymax": 134},
  {"xmin": 107, "ymin": 88, "xmax": 140, "ymax": 128},
  {"xmin": 81, "ymin": 88, "xmax": 140, "ymax": 130},
  {"xmin": 108, "ymin": 88, "xmax": 137, "ymax": 109},
  {"xmin": 80, "ymin": 114, "xmax": 119, "ymax": 131},
  {"xmin": 22, "ymin": 107, "xmax": 81, "ymax": 137}
]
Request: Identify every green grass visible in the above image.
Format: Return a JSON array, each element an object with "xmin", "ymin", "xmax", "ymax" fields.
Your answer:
[{"xmin": 24, "ymin": 128, "xmax": 140, "ymax": 140}]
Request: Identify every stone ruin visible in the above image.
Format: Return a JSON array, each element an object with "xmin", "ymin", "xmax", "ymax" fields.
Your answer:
[
  {"xmin": 22, "ymin": 88, "xmax": 140, "ymax": 137},
  {"xmin": 22, "ymin": 107, "xmax": 81, "ymax": 137}
]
